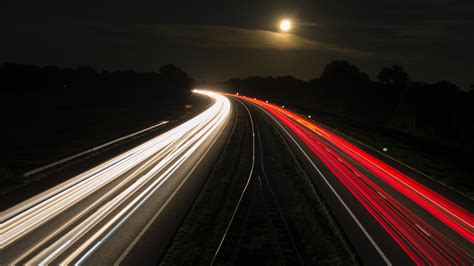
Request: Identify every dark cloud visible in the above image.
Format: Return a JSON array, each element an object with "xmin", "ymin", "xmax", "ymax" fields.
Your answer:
[
  {"xmin": 1, "ymin": 0, "xmax": 473, "ymax": 86},
  {"xmin": 122, "ymin": 24, "xmax": 380, "ymax": 58}
]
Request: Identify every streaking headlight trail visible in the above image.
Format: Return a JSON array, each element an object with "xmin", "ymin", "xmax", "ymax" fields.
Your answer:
[{"xmin": 0, "ymin": 90, "xmax": 230, "ymax": 265}]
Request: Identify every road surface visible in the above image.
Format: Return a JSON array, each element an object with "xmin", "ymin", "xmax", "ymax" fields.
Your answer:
[
  {"xmin": 1, "ymin": 89, "xmax": 472, "ymax": 265},
  {"xmin": 0, "ymin": 90, "xmax": 232, "ymax": 265}
]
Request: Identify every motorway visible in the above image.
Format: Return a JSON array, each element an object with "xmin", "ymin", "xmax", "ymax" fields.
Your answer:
[
  {"xmin": 1, "ymin": 89, "xmax": 472, "ymax": 265},
  {"xmin": 233, "ymin": 94, "xmax": 473, "ymax": 265},
  {"xmin": 0, "ymin": 90, "xmax": 232, "ymax": 265}
]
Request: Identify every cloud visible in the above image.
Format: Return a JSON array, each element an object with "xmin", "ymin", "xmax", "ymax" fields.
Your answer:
[
  {"xmin": 295, "ymin": 21, "xmax": 326, "ymax": 27},
  {"xmin": 126, "ymin": 24, "xmax": 378, "ymax": 59},
  {"xmin": 346, "ymin": 19, "xmax": 474, "ymax": 44}
]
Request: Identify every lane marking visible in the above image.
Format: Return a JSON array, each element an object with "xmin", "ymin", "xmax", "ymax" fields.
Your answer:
[{"xmin": 415, "ymin": 224, "xmax": 431, "ymax": 237}]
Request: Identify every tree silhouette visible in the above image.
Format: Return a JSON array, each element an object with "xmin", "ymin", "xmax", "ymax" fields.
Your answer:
[
  {"xmin": 216, "ymin": 60, "xmax": 472, "ymax": 150},
  {"xmin": 377, "ymin": 65, "xmax": 416, "ymax": 134},
  {"xmin": 319, "ymin": 60, "xmax": 371, "ymax": 113},
  {"xmin": 377, "ymin": 65, "xmax": 410, "ymax": 87}
]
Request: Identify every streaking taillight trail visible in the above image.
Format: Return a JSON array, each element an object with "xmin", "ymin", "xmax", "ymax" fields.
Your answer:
[{"xmin": 231, "ymin": 93, "xmax": 473, "ymax": 265}]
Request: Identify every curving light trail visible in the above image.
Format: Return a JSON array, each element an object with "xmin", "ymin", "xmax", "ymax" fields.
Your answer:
[
  {"xmin": 0, "ymin": 90, "xmax": 231, "ymax": 264},
  {"xmin": 233, "ymin": 94, "xmax": 473, "ymax": 265}
]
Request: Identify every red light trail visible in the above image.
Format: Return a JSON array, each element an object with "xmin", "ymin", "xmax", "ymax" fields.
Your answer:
[{"xmin": 230, "ymin": 93, "xmax": 473, "ymax": 265}]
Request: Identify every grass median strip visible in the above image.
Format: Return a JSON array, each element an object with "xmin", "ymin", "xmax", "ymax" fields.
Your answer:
[
  {"xmin": 160, "ymin": 104, "xmax": 253, "ymax": 265},
  {"xmin": 256, "ymin": 109, "xmax": 359, "ymax": 265},
  {"xmin": 161, "ymin": 102, "xmax": 358, "ymax": 265}
]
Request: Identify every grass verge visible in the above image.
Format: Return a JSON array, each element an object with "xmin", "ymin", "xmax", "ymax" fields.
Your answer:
[{"xmin": 256, "ymin": 109, "xmax": 359, "ymax": 265}]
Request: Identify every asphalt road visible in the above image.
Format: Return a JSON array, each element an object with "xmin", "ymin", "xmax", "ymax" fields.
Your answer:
[
  {"xmin": 236, "ymin": 95, "xmax": 473, "ymax": 265},
  {"xmin": 1, "ymin": 90, "xmax": 472, "ymax": 265},
  {"xmin": 0, "ymin": 90, "xmax": 233, "ymax": 265}
]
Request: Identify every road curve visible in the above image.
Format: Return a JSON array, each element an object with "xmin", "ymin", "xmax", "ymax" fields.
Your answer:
[
  {"xmin": 2, "ymin": 89, "xmax": 472, "ymax": 265},
  {"xmin": 0, "ymin": 90, "xmax": 232, "ymax": 265},
  {"xmin": 232, "ymin": 94, "xmax": 473, "ymax": 265}
]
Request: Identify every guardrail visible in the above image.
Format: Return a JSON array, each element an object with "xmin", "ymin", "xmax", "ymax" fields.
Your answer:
[{"xmin": 23, "ymin": 121, "xmax": 169, "ymax": 177}]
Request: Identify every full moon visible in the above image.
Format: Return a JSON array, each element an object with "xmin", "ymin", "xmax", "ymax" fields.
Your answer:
[{"xmin": 280, "ymin": 19, "xmax": 292, "ymax": 31}]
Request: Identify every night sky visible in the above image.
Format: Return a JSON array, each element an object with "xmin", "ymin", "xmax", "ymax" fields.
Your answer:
[{"xmin": 1, "ymin": 0, "xmax": 473, "ymax": 87}]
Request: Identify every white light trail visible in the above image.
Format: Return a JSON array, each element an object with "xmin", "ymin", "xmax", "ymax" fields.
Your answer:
[{"xmin": 0, "ymin": 90, "xmax": 231, "ymax": 265}]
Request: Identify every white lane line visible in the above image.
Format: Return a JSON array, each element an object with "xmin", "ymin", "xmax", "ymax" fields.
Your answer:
[
  {"xmin": 378, "ymin": 191, "xmax": 387, "ymax": 200},
  {"xmin": 23, "ymin": 121, "xmax": 169, "ymax": 177},
  {"xmin": 254, "ymin": 103, "xmax": 392, "ymax": 266},
  {"xmin": 415, "ymin": 224, "xmax": 431, "ymax": 237}
]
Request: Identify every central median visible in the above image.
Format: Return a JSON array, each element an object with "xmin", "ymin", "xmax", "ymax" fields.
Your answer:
[{"xmin": 160, "ymin": 98, "xmax": 358, "ymax": 265}]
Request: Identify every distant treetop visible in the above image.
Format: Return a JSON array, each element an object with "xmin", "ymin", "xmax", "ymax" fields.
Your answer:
[{"xmin": 377, "ymin": 65, "xmax": 410, "ymax": 87}]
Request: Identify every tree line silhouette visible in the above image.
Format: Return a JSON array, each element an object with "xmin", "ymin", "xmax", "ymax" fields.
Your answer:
[
  {"xmin": 214, "ymin": 61, "xmax": 474, "ymax": 151},
  {"xmin": 0, "ymin": 62, "xmax": 192, "ymax": 100},
  {"xmin": 1, "ymin": 62, "xmax": 194, "ymax": 178},
  {"xmin": 1, "ymin": 60, "xmax": 472, "ymax": 156}
]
